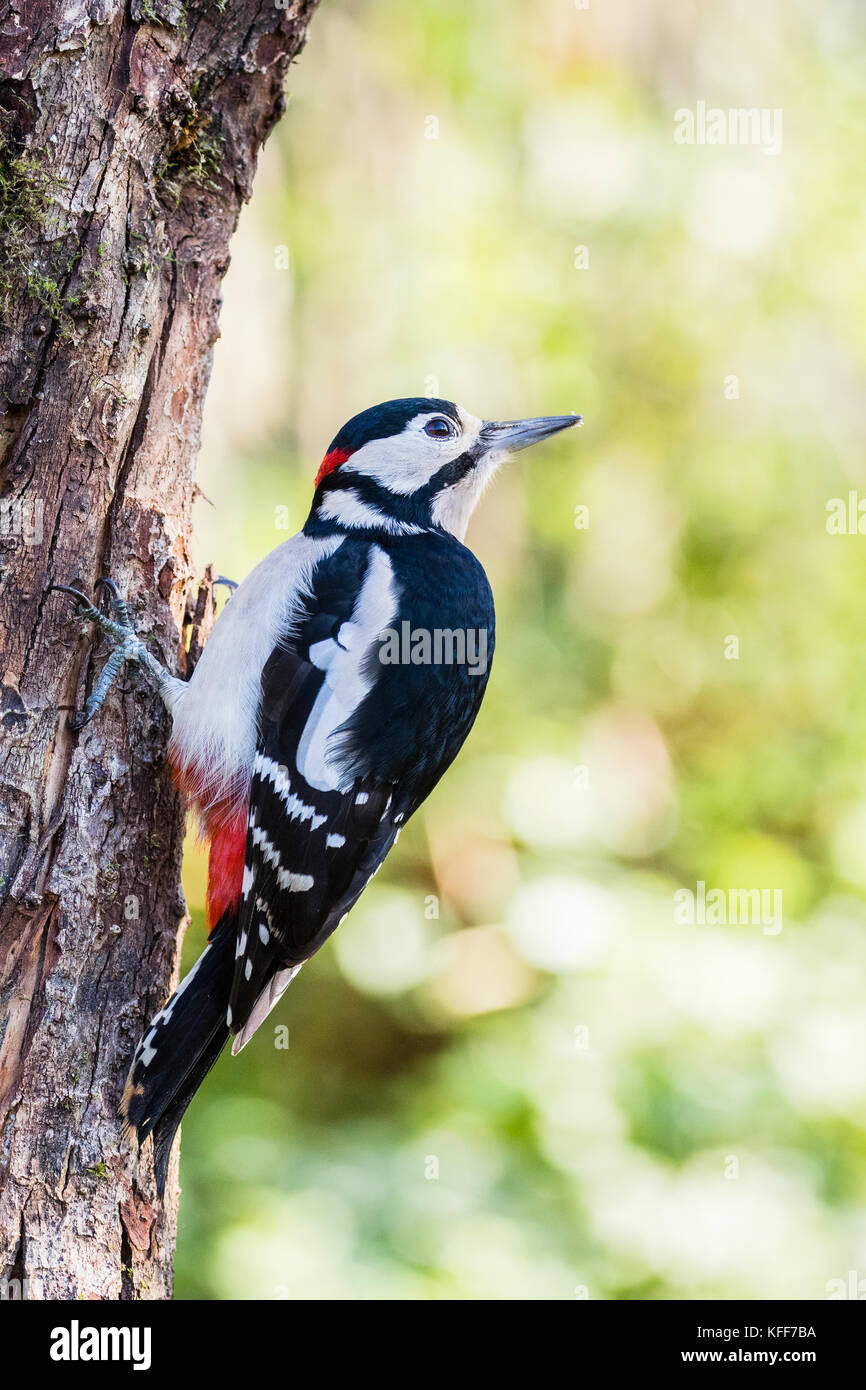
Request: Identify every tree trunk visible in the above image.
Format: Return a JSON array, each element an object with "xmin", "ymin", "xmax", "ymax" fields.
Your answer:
[{"xmin": 0, "ymin": 0, "xmax": 318, "ymax": 1300}]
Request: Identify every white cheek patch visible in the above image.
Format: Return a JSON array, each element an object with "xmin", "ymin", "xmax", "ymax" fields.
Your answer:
[{"xmin": 346, "ymin": 409, "xmax": 483, "ymax": 494}]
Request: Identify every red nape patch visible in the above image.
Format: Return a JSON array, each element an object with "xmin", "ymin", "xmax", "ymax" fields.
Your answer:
[
  {"xmin": 206, "ymin": 813, "xmax": 248, "ymax": 932},
  {"xmin": 314, "ymin": 446, "xmax": 351, "ymax": 490}
]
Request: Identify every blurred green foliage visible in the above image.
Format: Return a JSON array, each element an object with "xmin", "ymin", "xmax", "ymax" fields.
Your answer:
[{"xmin": 174, "ymin": 0, "xmax": 866, "ymax": 1299}]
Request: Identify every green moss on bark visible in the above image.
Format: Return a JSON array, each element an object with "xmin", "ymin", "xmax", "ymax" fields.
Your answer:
[{"xmin": 0, "ymin": 115, "xmax": 85, "ymax": 334}]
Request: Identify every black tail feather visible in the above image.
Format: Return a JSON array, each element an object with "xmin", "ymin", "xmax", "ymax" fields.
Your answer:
[
  {"xmin": 120, "ymin": 912, "xmax": 236, "ymax": 1197},
  {"xmin": 150, "ymin": 1021, "xmax": 229, "ymax": 1195}
]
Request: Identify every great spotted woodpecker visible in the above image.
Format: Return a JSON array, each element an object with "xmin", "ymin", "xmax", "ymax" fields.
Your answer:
[{"xmin": 55, "ymin": 398, "xmax": 580, "ymax": 1192}]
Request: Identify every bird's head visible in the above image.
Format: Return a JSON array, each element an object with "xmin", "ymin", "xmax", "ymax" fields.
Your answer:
[{"xmin": 307, "ymin": 397, "xmax": 581, "ymax": 541}]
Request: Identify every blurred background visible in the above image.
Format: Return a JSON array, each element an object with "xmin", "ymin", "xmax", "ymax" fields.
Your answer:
[{"xmin": 174, "ymin": 0, "xmax": 866, "ymax": 1298}]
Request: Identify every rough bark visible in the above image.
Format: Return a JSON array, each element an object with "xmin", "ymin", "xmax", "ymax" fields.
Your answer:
[{"xmin": 0, "ymin": 0, "xmax": 317, "ymax": 1300}]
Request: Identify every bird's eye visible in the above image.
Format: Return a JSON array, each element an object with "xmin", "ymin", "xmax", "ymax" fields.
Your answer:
[{"xmin": 424, "ymin": 417, "xmax": 455, "ymax": 439}]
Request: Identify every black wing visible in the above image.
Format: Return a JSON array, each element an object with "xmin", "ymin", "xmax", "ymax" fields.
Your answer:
[
  {"xmin": 227, "ymin": 532, "xmax": 494, "ymax": 1049},
  {"xmin": 227, "ymin": 644, "xmax": 400, "ymax": 1040}
]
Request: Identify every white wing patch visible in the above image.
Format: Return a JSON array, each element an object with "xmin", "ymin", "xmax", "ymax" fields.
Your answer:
[{"xmin": 296, "ymin": 544, "xmax": 398, "ymax": 793}]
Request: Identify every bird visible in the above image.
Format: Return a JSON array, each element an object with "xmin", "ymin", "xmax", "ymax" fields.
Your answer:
[{"xmin": 54, "ymin": 397, "xmax": 581, "ymax": 1193}]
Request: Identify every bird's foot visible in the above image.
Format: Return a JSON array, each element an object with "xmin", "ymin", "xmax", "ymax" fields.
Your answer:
[{"xmin": 52, "ymin": 577, "xmax": 173, "ymax": 729}]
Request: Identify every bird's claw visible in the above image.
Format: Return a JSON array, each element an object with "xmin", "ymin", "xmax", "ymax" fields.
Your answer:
[
  {"xmin": 52, "ymin": 577, "xmax": 145, "ymax": 730},
  {"xmin": 94, "ymin": 576, "xmax": 132, "ymax": 629},
  {"xmin": 50, "ymin": 583, "xmax": 104, "ymax": 625}
]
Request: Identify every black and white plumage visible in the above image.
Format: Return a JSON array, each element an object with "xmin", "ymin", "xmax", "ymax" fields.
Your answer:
[{"xmin": 112, "ymin": 397, "xmax": 580, "ymax": 1191}]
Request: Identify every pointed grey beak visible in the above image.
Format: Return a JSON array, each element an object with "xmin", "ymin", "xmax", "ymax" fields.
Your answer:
[{"xmin": 479, "ymin": 413, "xmax": 583, "ymax": 456}]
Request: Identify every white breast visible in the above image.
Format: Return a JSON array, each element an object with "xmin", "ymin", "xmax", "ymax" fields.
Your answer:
[{"xmin": 169, "ymin": 532, "xmax": 343, "ymax": 817}]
